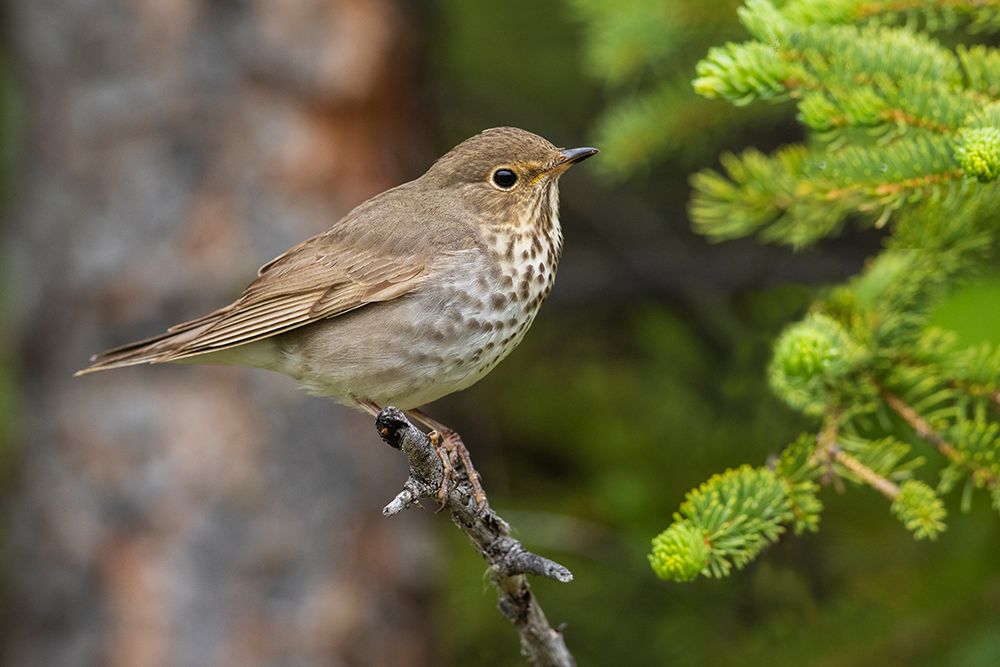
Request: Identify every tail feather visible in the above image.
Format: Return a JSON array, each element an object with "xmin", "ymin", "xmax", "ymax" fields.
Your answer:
[{"xmin": 75, "ymin": 313, "xmax": 226, "ymax": 376}]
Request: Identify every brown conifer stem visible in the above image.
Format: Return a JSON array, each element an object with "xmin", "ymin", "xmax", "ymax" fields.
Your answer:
[
  {"xmin": 816, "ymin": 413, "xmax": 899, "ymax": 500},
  {"xmin": 882, "ymin": 390, "xmax": 998, "ymax": 487},
  {"xmin": 832, "ymin": 448, "xmax": 901, "ymax": 500}
]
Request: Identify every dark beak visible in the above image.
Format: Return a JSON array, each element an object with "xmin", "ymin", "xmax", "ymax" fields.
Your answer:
[
  {"xmin": 542, "ymin": 146, "xmax": 598, "ymax": 178},
  {"xmin": 559, "ymin": 146, "xmax": 599, "ymax": 166}
]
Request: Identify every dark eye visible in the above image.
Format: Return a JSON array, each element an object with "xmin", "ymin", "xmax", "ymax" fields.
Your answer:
[{"xmin": 492, "ymin": 168, "xmax": 518, "ymax": 189}]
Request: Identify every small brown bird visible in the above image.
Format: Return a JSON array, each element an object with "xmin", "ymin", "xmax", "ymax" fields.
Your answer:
[{"xmin": 78, "ymin": 127, "xmax": 597, "ymax": 503}]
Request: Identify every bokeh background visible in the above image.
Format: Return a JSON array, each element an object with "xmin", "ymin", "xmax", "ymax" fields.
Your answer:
[{"xmin": 2, "ymin": 2, "xmax": 998, "ymax": 666}]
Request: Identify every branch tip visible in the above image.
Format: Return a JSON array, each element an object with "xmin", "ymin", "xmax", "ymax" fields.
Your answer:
[{"xmin": 373, "ymin": 407, "xmax": 576, "ymax": 666}]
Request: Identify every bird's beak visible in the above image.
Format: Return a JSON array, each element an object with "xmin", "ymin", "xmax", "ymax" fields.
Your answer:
[
  {"xmin": 543, "ymin": 146, "xmax": 599, "ymax": 177},
  {"xmin": 559, "ymin": 146, "xmax": 599, "ymax": 165}
]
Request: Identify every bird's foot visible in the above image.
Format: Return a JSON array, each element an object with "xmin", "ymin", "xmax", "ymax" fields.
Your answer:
[
  {"xmin": 427, "ymin": 430, "xmax": 454, "ymax": 507},
  {"xmin": 427, "ymin": 427, "xmax": 486, "ymax": 508}
]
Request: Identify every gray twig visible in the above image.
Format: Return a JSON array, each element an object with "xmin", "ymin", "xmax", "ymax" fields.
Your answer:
[{"xmin": 375, "ymin": 407, "xmax": 576, "ymax": 667}]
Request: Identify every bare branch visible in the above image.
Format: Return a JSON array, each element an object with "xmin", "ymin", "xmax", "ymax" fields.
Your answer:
[{"xmin": 375, "ymin": 407, "xmax": 576, "ymax": 667}]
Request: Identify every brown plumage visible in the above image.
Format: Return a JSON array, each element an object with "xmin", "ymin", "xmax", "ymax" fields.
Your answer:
[
  {"xmin": 78, "ymin": 127, "xmax": 598, "ymax": 502},
  {"xmin": 79, "ymin": 179, "xmax": 467, "ymax": 371}
]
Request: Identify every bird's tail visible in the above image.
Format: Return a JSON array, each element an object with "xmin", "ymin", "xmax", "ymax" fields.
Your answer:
[{"xmin": 75, "ymin": 311, "xmax": 226, "ymax": 376}]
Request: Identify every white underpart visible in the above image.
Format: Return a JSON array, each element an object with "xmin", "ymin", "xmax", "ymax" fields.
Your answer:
[{"xmin": 267, "ymin": 183, "xmax": 565, "ymax": 410}]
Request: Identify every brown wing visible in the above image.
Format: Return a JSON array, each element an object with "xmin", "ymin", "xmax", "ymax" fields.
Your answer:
[
  {"xmin": 164, "ymin": 238, "xmax": 427, "ymax": 355},
  {"xmin": 78, "ymin": 181, "xmax": 474, "ymax": 374}
]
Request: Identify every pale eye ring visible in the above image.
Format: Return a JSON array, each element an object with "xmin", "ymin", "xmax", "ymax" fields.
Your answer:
[{"xmin": 491, "ymin": 168, "xmax": 518, "ymax": 190}]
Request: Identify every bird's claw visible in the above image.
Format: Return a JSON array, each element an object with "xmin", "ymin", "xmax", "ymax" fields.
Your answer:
[{"xmin": 428, "ymin": 429, "xmax": 487, "ymax": 510}]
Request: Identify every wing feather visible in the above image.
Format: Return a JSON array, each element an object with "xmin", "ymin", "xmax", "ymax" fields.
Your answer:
[{"xmin": 78, "ymin": 180, "xmax": 479, "ymax": 373}]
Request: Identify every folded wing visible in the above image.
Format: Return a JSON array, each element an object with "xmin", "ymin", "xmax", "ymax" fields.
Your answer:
[{"xmin": 78, "ymin": 216, "xmax": 438, "ymax": 374}]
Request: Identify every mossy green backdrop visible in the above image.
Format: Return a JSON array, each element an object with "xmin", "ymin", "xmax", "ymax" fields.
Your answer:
[{"xmin": 427, "ymin": 3, "xmax": 1000, "ymax": 665}]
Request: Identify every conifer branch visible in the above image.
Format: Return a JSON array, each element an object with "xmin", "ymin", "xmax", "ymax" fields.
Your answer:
[
  {"xmin": 883, "ymin": 390, "xmax": 965, "ymax": 462},
  {"xmin": 782, "ymin": 0, "xmax": 1000, "ymax": 33},
  {"xmin": 817, "ymin": 414, "xmax": 898, "ymax": 499},
  {"xmin": 580, "ymin": 0, "xmax": 1000, "ymax": 578},
  {"xmin": 831, "ymin": 446, "xmax": 901, "ymax": 500},
  {"xmin": 882, "ymin": 390, "xmax": 999, "ymax": 488},
  {"xmin": 813, "ymin": 412, "xmax": 846, "ymax": 492},
  {"xmin": 649, "ymin": 465, "xmax": 796, "ymax": 582},
  {"xmin": 817, "ymin": 414, "xmax": 946, "ymax": 538}
]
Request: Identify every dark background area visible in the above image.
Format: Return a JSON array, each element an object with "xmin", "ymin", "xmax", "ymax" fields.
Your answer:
[{"xmin": 2, "ymin": 2, "xmax": 998, "ymax": 666}]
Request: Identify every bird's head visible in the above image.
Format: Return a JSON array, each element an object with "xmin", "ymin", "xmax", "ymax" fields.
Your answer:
[{"xmin": 423, "ymin": 127, "xmax": 598, "ymax": 227}]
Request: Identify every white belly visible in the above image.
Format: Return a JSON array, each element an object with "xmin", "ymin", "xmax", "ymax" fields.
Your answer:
[{"xmin": 269, "ymin": 240, "xmax": 560, "ymax": 410}]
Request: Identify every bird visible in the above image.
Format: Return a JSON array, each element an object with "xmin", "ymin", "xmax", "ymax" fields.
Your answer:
[{"xmin": 77, "ymin": 127, "xmax": 598, "ymax": 504}]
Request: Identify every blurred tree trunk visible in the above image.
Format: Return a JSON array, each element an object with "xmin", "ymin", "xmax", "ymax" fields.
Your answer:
[{"xmin": 5, "ymin": 2, "xmax": 436, "ymax": 666}]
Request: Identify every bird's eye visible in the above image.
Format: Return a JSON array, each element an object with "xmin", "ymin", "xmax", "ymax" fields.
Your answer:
[{"xmin": 491, "ymin": 168, "xmax": 518, "ymax": 189}]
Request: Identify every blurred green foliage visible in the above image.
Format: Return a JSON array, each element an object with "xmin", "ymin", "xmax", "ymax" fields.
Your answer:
[
  {"xmin": 576, "ymin": 0, "xmax": 1000, "ymax": 578},
  {"xmin": 429, "ymin": 1, "xmax": 1000, "ymax": 665},
  {"xmin": 932, "ymin": 273, "xmax": 1000, "ymax": 347},
  {"xmin": 443, "ymin": 287, "xmax": 1000, "ymax": 666},
  {"xmin": 430, "ymin": 0, "xmax": 597, "ymax": 144},
  {"xmin": 567, "ymin": 0, "xmax": 792, "ymax": 175},
  {"xmin": 0, "ymin": 49, "xmax": 19, "ymax": 467}
]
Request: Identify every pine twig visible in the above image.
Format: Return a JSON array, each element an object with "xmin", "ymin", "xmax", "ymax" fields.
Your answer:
[
  {"xmin": 832, "ymin": 447, "xmax": 901, "ymax": 500},
  {"xmin": 882, "ymin": 391, "xmax": 962, "ymax": 460},
  {"xmin": 814, "ymin": 412, "xmax": 847, "ymax": 492},
  {"xmin": 816, "ymin": 413, "xmax": 898, "ymax": 499},
  {"xmin": 374, "ymin": 407, "xmax": 576, "ymax": 667},
  {"xmin": 882, "ymin": 390, "xmax": 999, "ymax": 487}
]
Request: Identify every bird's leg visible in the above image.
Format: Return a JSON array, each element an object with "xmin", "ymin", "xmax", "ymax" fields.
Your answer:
[
  {"xmin": 409, "ymin": 408, "xmax": 486, "ymax": 507},
  {"xmin": 357, "ymin": 398, "xmax": 381, "ymax": 417}
]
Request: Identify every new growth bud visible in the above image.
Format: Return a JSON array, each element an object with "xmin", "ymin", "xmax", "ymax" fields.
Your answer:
[
  {"xmin": 649, "ymin": 522, "xmax": 710, "ymax": 582},
  {"xmin": 769, "ymin": 313, "xmax": 856, "ymax": 415},
  {"xmin": 955, "ymin": 127, "xmax": 1000, "ymax": 183}
]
